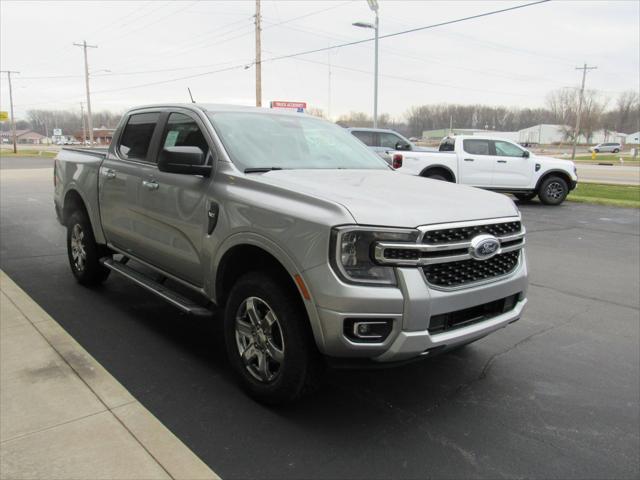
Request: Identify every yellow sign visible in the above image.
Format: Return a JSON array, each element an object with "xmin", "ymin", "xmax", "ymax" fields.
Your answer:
[{"xmin": 0, "ymin": 111, "xmax": 8, "ymax": 122}]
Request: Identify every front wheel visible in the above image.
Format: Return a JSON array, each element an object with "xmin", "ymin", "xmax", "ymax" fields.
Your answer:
[
  {"xmin": 223, "ymin": 272, "xmax": 322, "ymax": 405},
  {"xmin": 613, "ymin": 149, "xmax": 620, "ymax": 153},
  {"xmin": 538, "ymin": 176, "xmax": 568, "ymax": 205},
  {"xmin": 66, "ymin": 210, "xmax": 110, "ymax": 285}
]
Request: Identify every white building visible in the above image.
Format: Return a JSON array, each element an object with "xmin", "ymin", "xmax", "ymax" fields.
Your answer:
[
  {"xmin": 471, "ymin": 130, "xmax": 519, "ymax": 142},
  {"xmin": 518, "ymin": 124, "xmax": 568, "ymax": 144},
  {"xmin": 587, "ymin": 130, "xmax": 627, "ymax": 144},
  {"xmin": 625, "ymin": 132, "xmax": 639, "ymax": 145}
]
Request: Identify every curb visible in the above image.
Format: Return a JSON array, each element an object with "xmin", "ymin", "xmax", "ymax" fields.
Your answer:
[{"xmin": 0, "ymin": 270, "xmax": 220, "ymax": 480}]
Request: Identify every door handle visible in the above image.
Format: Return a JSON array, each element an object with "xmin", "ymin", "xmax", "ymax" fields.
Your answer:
[
  {"xmin": 497, "ymin": 160, "xmax": 507, "ymax": 163},
  {"xmin": 464, "ymin": 158, "xmax": 474, "ymax": 162},
  {"xmin": 142, "ymin": 180, "xmax": 159, "ymax": 191},
  {"xmin": 102, "ymin": 168, "xmax": 116, "ymax": 179}
]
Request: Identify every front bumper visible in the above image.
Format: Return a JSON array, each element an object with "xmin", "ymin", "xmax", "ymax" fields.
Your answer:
[{"xmin": 304, "ymin": 250, "xmax": 528, "ymax": 363}]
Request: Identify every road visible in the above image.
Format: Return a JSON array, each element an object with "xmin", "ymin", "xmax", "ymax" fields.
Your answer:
[
  {"xmin": 577, "ymin": 164, "xmax": 640, "ymax": 185},
  {"xmin": 1, "ymin": 157, "xmax": 639, "ymax": 479}
]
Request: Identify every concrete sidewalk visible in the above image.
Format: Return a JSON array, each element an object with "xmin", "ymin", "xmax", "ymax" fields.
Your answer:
[{"xmin": 0, "ymin": 270, "xmax": 219, "ymax": 480}]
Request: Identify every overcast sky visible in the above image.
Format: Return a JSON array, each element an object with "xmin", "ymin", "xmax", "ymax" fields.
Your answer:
[{"xmin": 1, "ymin": 0, "xmax": 638, "ymax": 121}]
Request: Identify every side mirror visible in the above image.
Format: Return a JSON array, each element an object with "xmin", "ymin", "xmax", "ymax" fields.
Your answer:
[
  {"xmin": 395, "ymin": 141, "xmax": 411, "ymax": 151},
  {"xmin": 158, "ymin": 146, "xmax": 211, "ymax": 176},
  {"xmin": 522, "ymin": 151, "xmax": 530, "ymax": 158}
]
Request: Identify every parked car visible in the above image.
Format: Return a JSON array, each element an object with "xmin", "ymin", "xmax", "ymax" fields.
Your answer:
[
  {"xmin": 392, "ymin": 135, "xmax": 578, "ymax": 205},
  {"xmin": 347, "ymin": 127, "xmax": 434, "ymax": 163},
  {"xmin": 54, "ymin": 104, "xmax": 528, "ymax": 404},
  {"xmin": 589, "ymin": 142, "xmax": 622, "ymax": 153}
]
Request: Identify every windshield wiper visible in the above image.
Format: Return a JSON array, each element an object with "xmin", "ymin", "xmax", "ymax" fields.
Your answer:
[{"xmin": 244, "ymin": 167, "xmax": 284, "ymax": 173}]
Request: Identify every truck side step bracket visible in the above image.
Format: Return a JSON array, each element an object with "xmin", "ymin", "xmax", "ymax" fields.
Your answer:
[{"xmin": 100, "ymin": 258, "xmax": 212, "ymax": 318}]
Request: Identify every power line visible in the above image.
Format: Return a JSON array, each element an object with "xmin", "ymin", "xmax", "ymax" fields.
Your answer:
[
  {"xmin": 8, "ymin": 0, "xmax": 555, "ymax": 108},
  {"xmin": 86, "ymin": 0, "xmax": 554, "ymax": 96}
]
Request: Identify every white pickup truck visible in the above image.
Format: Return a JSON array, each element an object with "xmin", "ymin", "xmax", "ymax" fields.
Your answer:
[{"xmin": 393, "ymin": 135, "xmax": 578, "ymax": 205}]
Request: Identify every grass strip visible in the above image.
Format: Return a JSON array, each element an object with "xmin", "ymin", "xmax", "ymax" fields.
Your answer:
[{"xmin": 567, "ymin": 182, "xmax": 640, "ymax": 208}]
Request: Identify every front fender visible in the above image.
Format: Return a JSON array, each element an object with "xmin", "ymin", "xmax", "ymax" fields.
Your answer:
[{"xmin": 210, "ymin": 231, "xmax": 326, "ymax": 350}]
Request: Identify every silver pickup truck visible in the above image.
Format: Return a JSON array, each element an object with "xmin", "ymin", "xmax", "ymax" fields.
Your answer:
[{"xmin": 54, "ymin": 104, "xmax": 528, "ymax": 404}]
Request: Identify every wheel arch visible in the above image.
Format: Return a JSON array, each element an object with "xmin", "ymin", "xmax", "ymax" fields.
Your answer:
[
  {"xmin": 213, "ymin": 238, "xmax": 326, "ymax": 350},
  {"xmin": 535, "ymin": 169, "xmax": 573, "ymax": 192},
  {"xmin": 419, "ymin": 164, "xmax": 456, "ymax": 182},
  {"xmin": 62, "ymin": 188, "xmax": 107, "ymax": 245}
]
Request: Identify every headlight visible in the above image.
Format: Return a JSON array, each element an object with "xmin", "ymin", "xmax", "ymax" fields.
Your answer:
[{"xmin": 331, "ymin": 226, "xmax": 419, "ymax": 285}]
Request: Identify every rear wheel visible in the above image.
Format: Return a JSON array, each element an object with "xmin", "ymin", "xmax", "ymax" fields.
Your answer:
[
  {"xmin": 538, "ymin": 176, "xmax": 568, "ymax": 205},
  {"xmin": 514, "ymin": 192, "xmax": 537, "ymax": 202},
  {"xmin": 224, "ymin": 272, "xmax": 322, "ymax": 405},
  {"xmin": 423, "ymin": 170, "xmax": 451, "ymax": 182},
  {"xmin": 66, "ymin": 210, "xmax": 110, "ymax": 285}
]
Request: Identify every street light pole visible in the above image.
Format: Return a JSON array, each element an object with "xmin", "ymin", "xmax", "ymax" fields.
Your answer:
[
  {"xmin": 373, "ymin": 8, "xmax": 379, "ymax": 128},
  {"xmin": 353, "ymin": 0, "xmax": 379, "ymax": 128}
]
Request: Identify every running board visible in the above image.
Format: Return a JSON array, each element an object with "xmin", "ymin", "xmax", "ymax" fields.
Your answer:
[{"xmin": 100, "ymin": 258, "xmax": 212, "ymax": 317}]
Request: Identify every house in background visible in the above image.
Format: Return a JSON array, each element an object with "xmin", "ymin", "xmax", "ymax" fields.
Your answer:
[
  {"xmin": 625, "ymin": 132, "xmax": 639, "ymax": 145},
  {"xmin": 0, "ymin": 130, "xmax": 47, "ymax": 144},
  {"xmin": 73, "ymin": 127, "xmax": 115, "ymax": 145}
]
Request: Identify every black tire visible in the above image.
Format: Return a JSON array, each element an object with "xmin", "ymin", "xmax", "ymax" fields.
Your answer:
[
  {"xmin": 613, "ymin": 148, "xmax": 619, "ymax": 153},
  {"xmin": 594, "ymin": 149, "xmax": 600, "ymax": 153},
  {"xmin": 423, "ymin": 172, "xmax": 450, "ymax": 182},
  {"xmin": 223, "ymin": 271, "xmax": 323, "ymax": 405},
  {"xmin": 514, "ymin": 192, "xmax": 537, "ymax": 202},
  {"xmin": 538, "ymin": 176, "xmax": 568, "ymax": 206},
  {"xmin": 66, "ymin": 210, "xmax": 110, "ymax": 285}
]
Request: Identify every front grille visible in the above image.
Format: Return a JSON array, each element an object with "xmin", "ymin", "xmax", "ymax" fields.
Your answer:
[
  {"xmin": 423, "ymin": 221, "xmax": 521, "ymax": 244},
  {"xmin": 423, "ymin": 250, "xmax": 520, "ymax": 288},
  {"xmin": 428, "ymin": 293, "xmax": 520, "ymax": 334}
]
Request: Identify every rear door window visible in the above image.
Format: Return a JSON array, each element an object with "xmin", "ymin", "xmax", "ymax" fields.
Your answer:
[
  {"xmin": 351, "ymin": 130, "xmax": 375, "ymax": 147},
  {"xmin": 118, "ymin": 112, "xmax": 160, "ymax": 161},
  {"xmin": 463, "ymin": 139, "xmax": 491, "ymax": 155}
]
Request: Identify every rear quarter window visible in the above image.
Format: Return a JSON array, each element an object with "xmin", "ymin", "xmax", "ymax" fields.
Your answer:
[
  {"xmin": 118, "ymin": 112, "xmax": 160, "ymax": 161},
  {"xmin": 351, "ymin": 130, "xmax": 376, "ymax": 147}
]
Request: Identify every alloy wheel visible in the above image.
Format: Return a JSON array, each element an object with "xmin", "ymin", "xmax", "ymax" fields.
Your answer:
[
  {"xmin": 70, "ymin": 224, "xmax": 87, "ymax": 272},
  {"xmin": 234, "ymin": 296, "xmax": 285, "ymax": 383}
]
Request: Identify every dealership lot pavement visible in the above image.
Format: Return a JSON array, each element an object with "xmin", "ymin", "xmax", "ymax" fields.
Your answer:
[{"xmin": 1, "ymin": 156, "xmax": 639, "ymax": 479}]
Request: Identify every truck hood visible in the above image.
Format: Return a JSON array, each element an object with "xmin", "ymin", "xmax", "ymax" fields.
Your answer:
[{"xmin": 252, "ymin": 169, "xmax": 519, "ymax": 227}]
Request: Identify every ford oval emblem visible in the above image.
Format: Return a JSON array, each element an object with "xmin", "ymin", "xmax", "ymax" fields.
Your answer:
[{"xmin": 469, "ymin": 234, "xmax": 501, "ymax": 260}]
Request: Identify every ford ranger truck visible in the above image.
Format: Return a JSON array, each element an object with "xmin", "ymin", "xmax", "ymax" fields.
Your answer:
[
  {"xmin": 392, "ymin": 135, "xmax": 578, "ymax": 205},
  {"xmin": 54, "ymin": 104, "xmax": 528, "ymax": 404}
]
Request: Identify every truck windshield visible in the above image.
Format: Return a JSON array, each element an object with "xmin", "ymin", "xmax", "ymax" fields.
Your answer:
[{"xmin": 207, "ymin": 112, "xmax": 388, "ymax": 171}]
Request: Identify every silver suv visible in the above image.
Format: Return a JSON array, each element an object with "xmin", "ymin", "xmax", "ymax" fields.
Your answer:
[{"xmin": 54, "ymin": 104, "xmax": 528, "ymax": 404}]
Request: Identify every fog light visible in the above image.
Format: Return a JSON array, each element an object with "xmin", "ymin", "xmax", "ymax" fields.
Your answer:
[{"xmin": 344, "ymin": 318, "xmax": 393, "ymax": 343}]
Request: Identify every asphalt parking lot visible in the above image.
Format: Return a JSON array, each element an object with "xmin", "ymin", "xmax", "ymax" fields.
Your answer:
[{"xmin": 1, "ymin": 156, "xmax": 639, "ymax": 479}]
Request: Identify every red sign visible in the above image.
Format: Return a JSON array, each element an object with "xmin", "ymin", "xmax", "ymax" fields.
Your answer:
[{"xmin": 270, "ymin": 101, "xmax": 307, "ymax": 109}]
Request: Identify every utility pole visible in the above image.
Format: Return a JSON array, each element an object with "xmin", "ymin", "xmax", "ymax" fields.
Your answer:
[
  {"xmin": 73, "ymin": 40, "xmax": 97, "ymax": 145},
  {"xmin": 254, "ymin": 0, "xmax": 262, "ymax": 107},
  {"xmin": 80, "ymin": 102, "xmax": 86, "ymax": 145},
  {"xmin": 1, "ymin": 70, "xmax": 19, "ymax": 153},
  {"xmin": 571, "ymin": 63, "xmax": 597, "ymax": 160}
]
